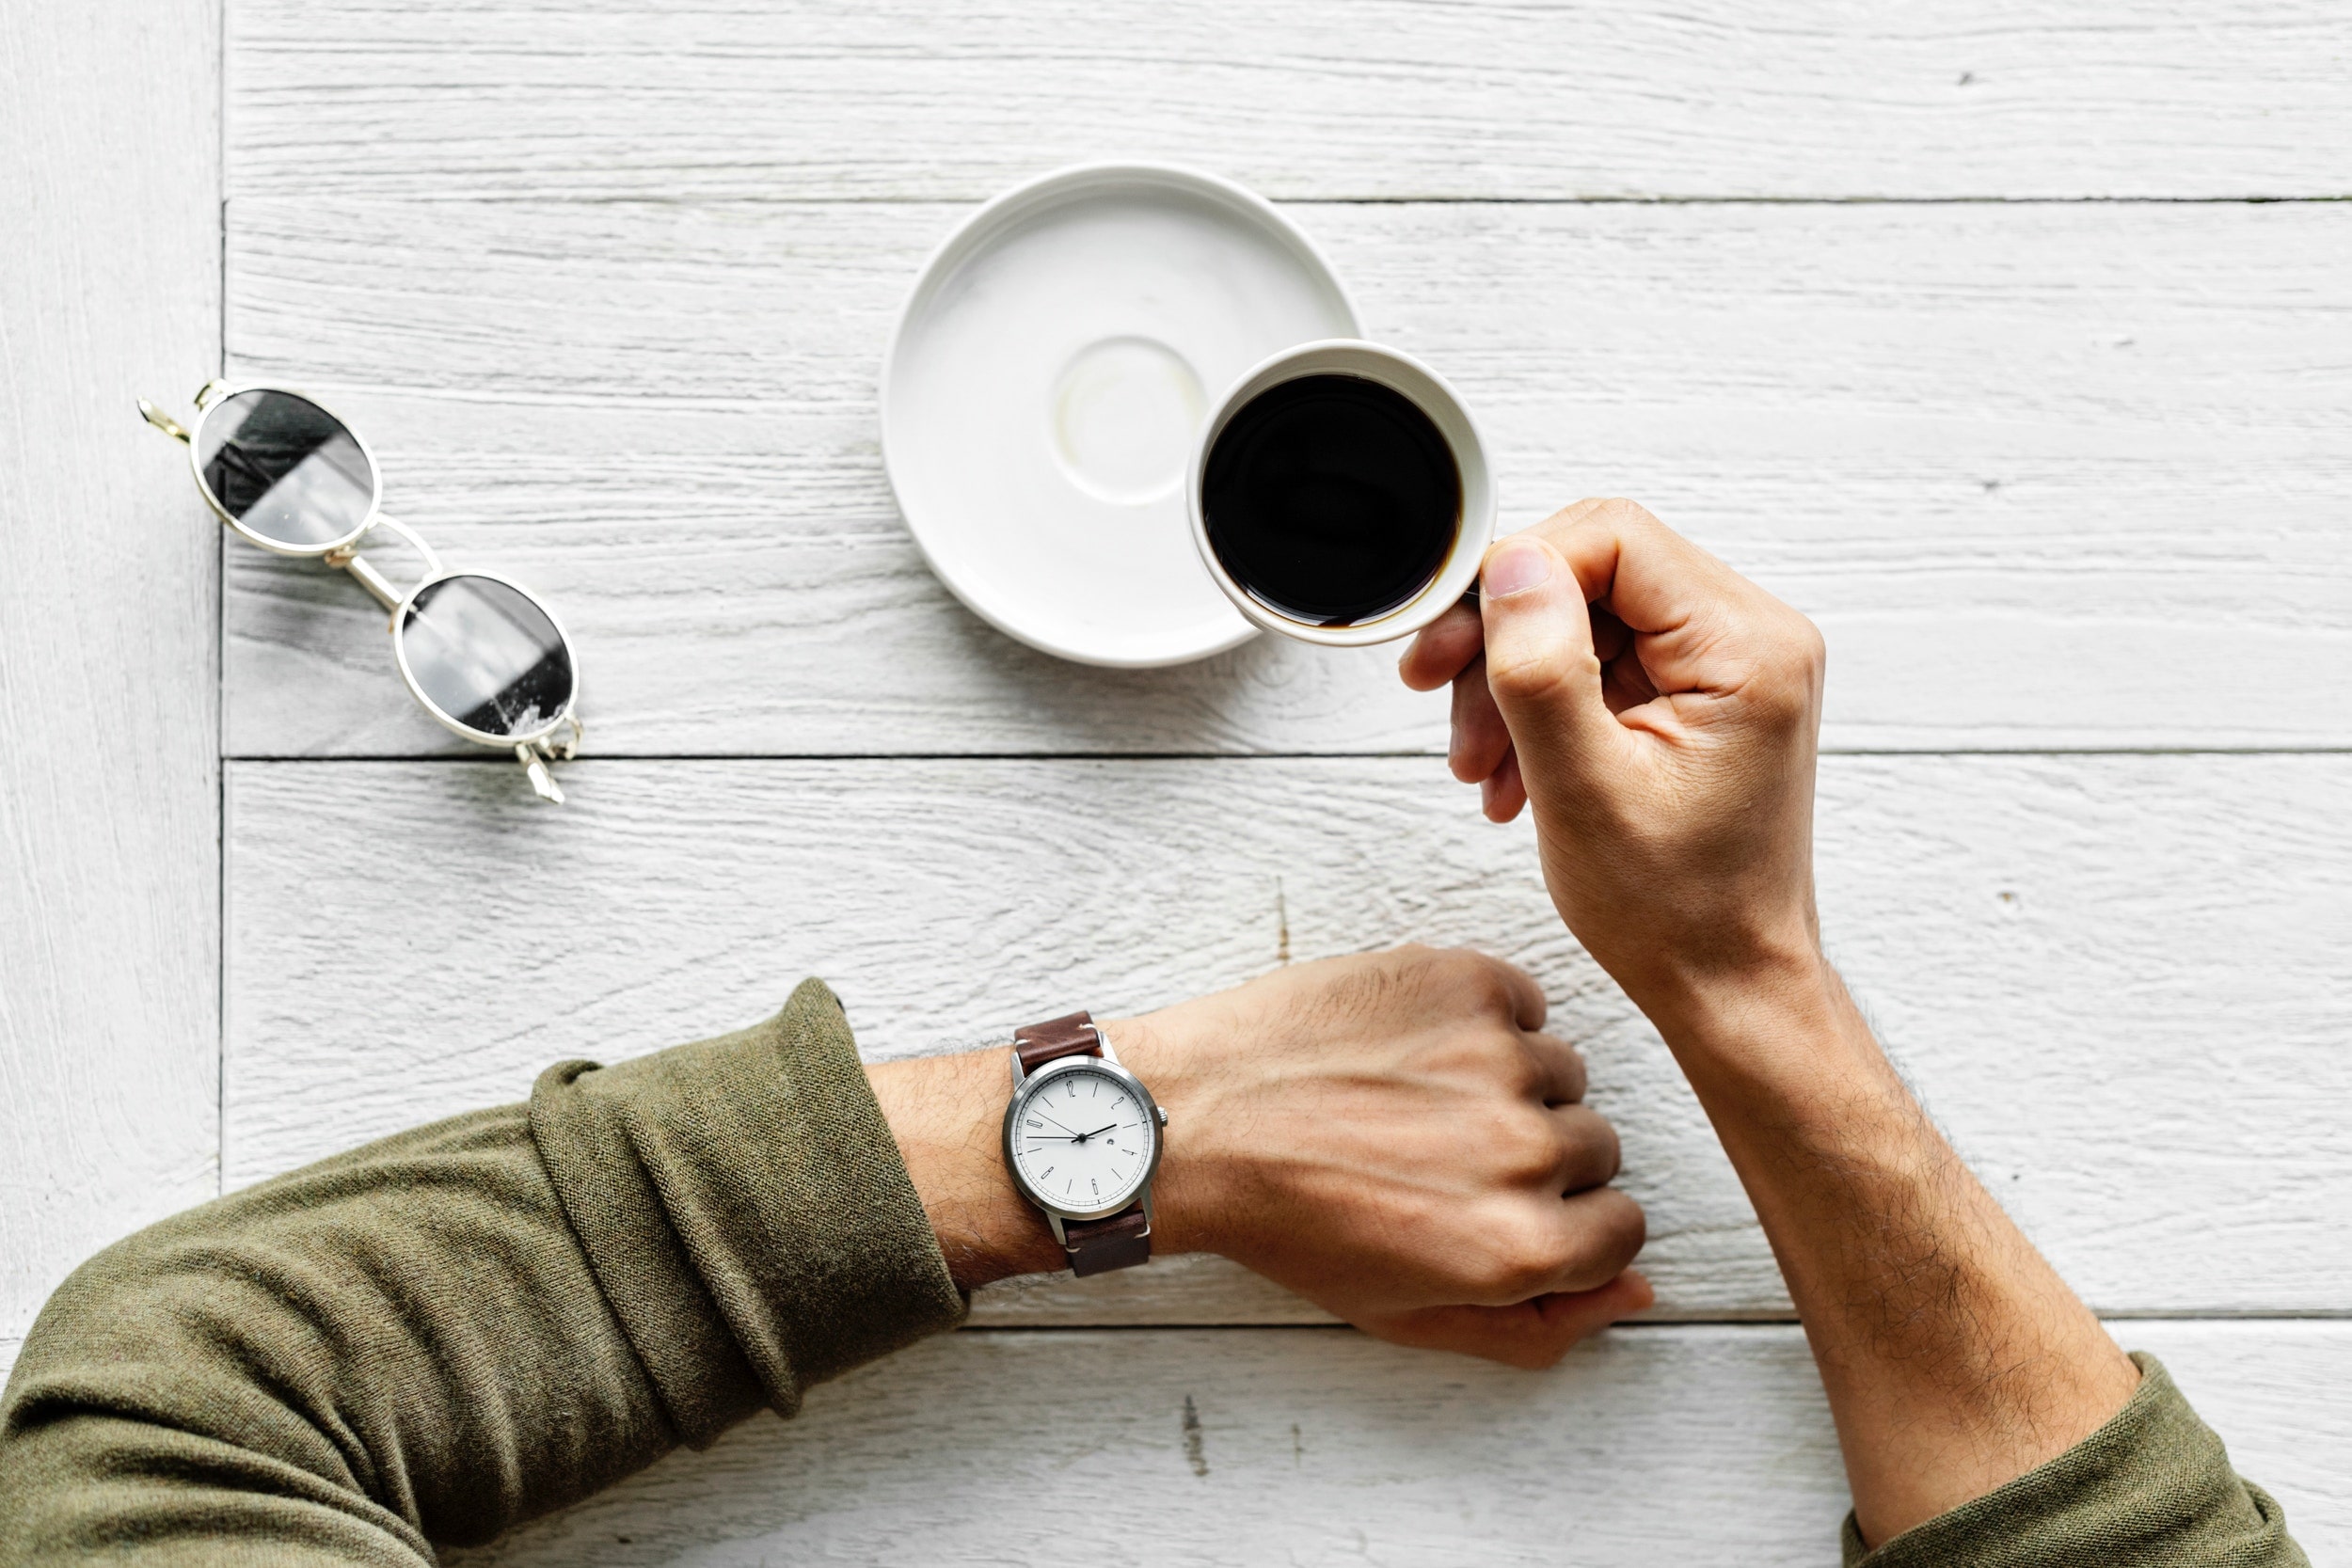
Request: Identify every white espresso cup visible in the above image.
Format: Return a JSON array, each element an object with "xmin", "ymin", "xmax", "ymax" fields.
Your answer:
[{"xmin": 1187, "ymin": 339, "xmax": 1495, "ymax": 646}]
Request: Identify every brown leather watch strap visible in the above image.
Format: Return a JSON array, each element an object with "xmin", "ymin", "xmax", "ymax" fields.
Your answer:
[
  {"xmin": 1013, "ymin": 1009, "xmax": 1103, "ymax": 1074},
  {"xmin": 1063, "ymin": 1206, "xmax": 1152, "ymax": 1277}
]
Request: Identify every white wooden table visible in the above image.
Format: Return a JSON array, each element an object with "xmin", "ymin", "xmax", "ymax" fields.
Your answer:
[{"xmin": 6, "ymin": 4, "xmax": 2349, "ymax": 1561}]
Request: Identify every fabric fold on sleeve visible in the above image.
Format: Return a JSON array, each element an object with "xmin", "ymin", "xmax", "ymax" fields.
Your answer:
[
  {"xmin": 530, "ymin": 976, "xmax": 966, "ymax": 1445},
  {"xmin": 1844, "ymin": 1353, "xmax": 2308, "ymax": 1568}
]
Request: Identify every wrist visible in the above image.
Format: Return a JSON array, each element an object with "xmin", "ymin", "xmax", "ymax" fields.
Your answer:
[
  {"xmin": 868, "ymin": 1009, "xmax": 1227, "ymax": 1291},
  {"xmin": 1637, "ymin": 944, "xmax": 1896, "ymax": 1113},
  {"xmin": 866, "ymin": 1050, "xmax": 1063, "ymax": 1291},
  {"xmin": 1100, "ymin": 1007, "xmax": 1235, "ymax": 1260}
]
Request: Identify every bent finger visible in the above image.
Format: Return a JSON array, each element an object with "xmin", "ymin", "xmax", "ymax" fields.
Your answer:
[
  {"xmin": 1518, "ymin": 1031, "xmax": 1588, "ymax": 1105},
  {"xmin": 1548, "ymin": 1103, "xmax": 1622, "ymax": 1194},
  {"xmin": 1400, "ymin": 595, "xmax": 1486, "ymax": 691},
  {"xmin": 1463, "ymin": 951, "xmax": 1548, "ymax": 1032},
  {"xmin": 1350, "ymin": 1270, "xmax": 1654, "ymax": 1370},
  {"xmin": 1449, "ymin": 657, "xmax": 1513, "ymax": 784},
  {"xmin": 1538, "ymin": 499, "xmax": 1788, "ymax": 702},
  {"xmin": 1481, "ymin": 743, "xmax": 1527, "ymax": 823},
  {"xmin": 1548, "ymin": 1185, "xmax": 1648, "ymax": 1293}
]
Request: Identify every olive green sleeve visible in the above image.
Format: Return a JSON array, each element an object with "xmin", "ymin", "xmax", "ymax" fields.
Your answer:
[
  {"xmin": 0, "ymin": 978, "xmax": 965, "ymax": 1564},
  {"xmin": 1845, "ymin": 1354, "xmax": 2307, "ymax": 1568}
]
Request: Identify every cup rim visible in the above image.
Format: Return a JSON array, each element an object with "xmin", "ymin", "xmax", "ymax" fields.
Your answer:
[{"xmin": 1186, "ymin": 339, "xmax": 1495, "ymax": 648}]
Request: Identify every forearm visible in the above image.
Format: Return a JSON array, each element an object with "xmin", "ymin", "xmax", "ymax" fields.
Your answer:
[
  {"xmin": 1651, "ymin": 956, "xmax": 2139, "ymax": 1546},
  {"xmin": 0, "ymin": 983, "xmax": 962, "ymax": 1561}
]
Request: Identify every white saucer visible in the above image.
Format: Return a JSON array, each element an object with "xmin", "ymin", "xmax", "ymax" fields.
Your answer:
[{"xmin": 882, "ymin": 164, "xmax": 1361, "ymax": 668}]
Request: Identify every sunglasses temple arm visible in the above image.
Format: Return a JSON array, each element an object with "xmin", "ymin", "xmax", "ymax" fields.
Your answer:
[
  {"xmin": 516, "ymin": 745, "xmax": 566, "ymax": 804},
  {"xmin": 137, "ymin": 399, "xmax": 191, "ymax": 444}
]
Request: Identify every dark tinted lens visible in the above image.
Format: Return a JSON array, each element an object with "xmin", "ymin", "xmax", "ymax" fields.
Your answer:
[
  {"xmin": 194, "ymin": 389, "xmax": 374, "ymax": 547},
  {"xmin": 397, "ymin": 575, "xmax": 575, "ymax": 738}
]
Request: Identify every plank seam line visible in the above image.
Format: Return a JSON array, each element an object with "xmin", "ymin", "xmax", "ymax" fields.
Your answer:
[
  {"xmin": 220, "ymin": 748, "xmax": 2352, "ymax": 765},
  {"xmin": 215, "ymin": 0, "xmax": 230, "ymax": 1206},
  {"xmin": 953, "ymin": 1313, "xmax": 2352, "ymax": 1336},
  {"xmin": 218, "ymin": 194, "xmax": 2352, "ymax": 209}
]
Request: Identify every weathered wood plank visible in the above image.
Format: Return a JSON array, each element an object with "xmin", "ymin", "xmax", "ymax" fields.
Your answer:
[
  {"xmin": 441, "ymin": 1320, "xmax": 2352, "ymax": 1566},
  {"xmin": 230, "ymin": 2, "xmax": 2352, "ymax": 202},
  {"xmin": 0, "ymin": 1, "xmax": 221, "ymax": 1352},
  {"xmin": 219, "ymin": 198, "xmax": 2352, "ymax": 756},
  {"xmin": 223, "ymin": 754, "xmax": 2352, "ymax": 1319}
]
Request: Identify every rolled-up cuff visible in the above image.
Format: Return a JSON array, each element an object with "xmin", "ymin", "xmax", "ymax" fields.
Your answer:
[
  {"xmin": 1844, "ymin": 1353, "xmax": 2306, "ymax": 1567},
  {"xmin": 530, "ymin": 978, "xmax": 966, "ymax": 1448}
]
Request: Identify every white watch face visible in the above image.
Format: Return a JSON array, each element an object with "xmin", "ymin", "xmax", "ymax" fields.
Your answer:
[{"xmin": 1009, "ymin": 1064, "xmax": 1158, "ymax": 1213}]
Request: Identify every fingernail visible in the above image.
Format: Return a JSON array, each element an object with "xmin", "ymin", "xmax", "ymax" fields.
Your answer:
[{"xmin": 1482, "ymin": 541, "xmax": 1552, "ymax": 599}]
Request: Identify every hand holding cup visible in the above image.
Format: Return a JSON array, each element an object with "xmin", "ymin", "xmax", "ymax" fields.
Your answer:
[{"xmin": 1400, "ymin": 499, "xmax": 1830, "ymax": 1025}]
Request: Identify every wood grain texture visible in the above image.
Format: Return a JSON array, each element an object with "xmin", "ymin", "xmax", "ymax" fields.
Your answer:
[
  {"xmin": 0, "ymin": 1, "xmax": 221, "ymax": 1349},
  {"xmin": 218, "ymin": 198, "xmax": 2352, "ymax": 757},
  {"xmin": 223, "ymin": 754, "xmax": 2352, "ymax": 1320},
  {"xmin": 439, "ymin": 1320, "xmax": 2351, "ymax": 1567},
  {"xmin": 229, "ymin": 2, "xmax": 2352, "ymax": 201}
]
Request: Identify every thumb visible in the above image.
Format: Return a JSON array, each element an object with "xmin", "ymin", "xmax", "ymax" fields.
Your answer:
[
  {"xmin": 1349, "ymin": 1271, "xmax": 1656, "ymax": 1370},
  {"xmin": 1478, "ymin": 535, "xmax": 1631, "ymax": 796}
]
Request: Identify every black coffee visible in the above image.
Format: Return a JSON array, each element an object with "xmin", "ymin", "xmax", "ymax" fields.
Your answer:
[{"xmin": 1202, "ymin": 373, "xmax": 1460, "ymax": 626}]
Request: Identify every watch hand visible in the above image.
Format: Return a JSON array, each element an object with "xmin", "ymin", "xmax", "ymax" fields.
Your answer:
[
  {"xmin": 1031, "ymin": 1111, "xmax": 1083, "ymax": 1136},
  {"xmin": 1074, "ymin": 1123, "xmax": 1118, "ymax": 1140}
]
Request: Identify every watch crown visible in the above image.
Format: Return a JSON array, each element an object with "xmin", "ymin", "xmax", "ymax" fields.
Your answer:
[{"xmin": 1157, "ymin": 1106, "xmax": 1169, "ymax": 1126}]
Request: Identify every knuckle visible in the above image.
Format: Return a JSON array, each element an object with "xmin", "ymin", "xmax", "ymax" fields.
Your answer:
[
  {"xmin": 1596, "ymin": 497, "xmax": 1663, "ymax": 535},
  {"xmin": 1796, "ymin": 614, "xmax": 1829, "ymax": 675},
  {"xmin": 1493, "ymin": 1110, "xmax": 1560, "ymax": 1185},
  {"xmin": 1464, "ymin": 954, "xmax": 1520, "ymax": 1014},
  {"xmin": 1739, "ymin": 607, "xmax": 1826, "ymax": 724},
  {"xmin": 1469, "ymin": 1211, "xmax": 1565, "ymax": 1302},
  {"xmin": 1488, "ymin": 1247, "xmax": 1562, "ymax": 1304},
  {"xmin": 1423, "ymin": 948, "xmax": 1516, "ymax": 1019},
  {"xmin": 1389, "ymin": 941, "xmax": 1442, "ymax": 972},
  {"xmin": 1748, "ymin": 647, "xmax": 1823, "ymax": 728},
  {"xmin": 1507, "ymin": 1037, "xmax": 1555, "ymax": 1101},
  {"xmin": 1483, "ymin": 645, "xmax": 1579, "ymax": 708}
]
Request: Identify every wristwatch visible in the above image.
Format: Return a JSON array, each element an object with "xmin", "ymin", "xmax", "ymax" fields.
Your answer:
[{"xmin": 1000, "ymin": 1010, "xmax": 1168, "ymax": 1276}]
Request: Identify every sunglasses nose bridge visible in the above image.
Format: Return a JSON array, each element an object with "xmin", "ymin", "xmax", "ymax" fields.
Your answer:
[
  {"xmin": 339, "ymin": 551, "xmax": 407, "ymax": 619},
  {"xmin": 326, "ymin": 513, "xmax": 444, "ymax": 623}
]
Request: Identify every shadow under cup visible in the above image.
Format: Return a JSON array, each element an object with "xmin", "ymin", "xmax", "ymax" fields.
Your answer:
[{"xmin": 1190, "ymin": 341, "xmax": 1493, "ymax": 648}]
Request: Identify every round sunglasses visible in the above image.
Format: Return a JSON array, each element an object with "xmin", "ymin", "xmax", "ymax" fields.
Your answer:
[{"xmin": 139, "ymin": 381, "xmax": 583, "ymax": 802}]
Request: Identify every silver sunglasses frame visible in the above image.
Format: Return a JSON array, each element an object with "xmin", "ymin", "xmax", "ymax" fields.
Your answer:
[{"xmin": 139, "ymin": 379, "xmax": 585, "ymax": 802}]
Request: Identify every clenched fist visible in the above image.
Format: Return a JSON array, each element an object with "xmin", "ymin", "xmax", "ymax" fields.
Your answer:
[
  {"xmin": 873, "ymin": 945, "xmax": 1650, "ymax": 1370},
  {"xmin": 1122, "ymin": 946, "xmax": 1649, "ymax": 1369}
]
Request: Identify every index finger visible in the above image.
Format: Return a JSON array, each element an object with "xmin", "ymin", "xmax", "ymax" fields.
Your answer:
[
  {"xmin": 1477, "ymin": 952, "xmax": 1549, "ymax": 1032},
  {"xmin": 1402, "ymin": 496, "xmax": 1699, "ymax": 691},
  {"xmin": 1529, "ymin": 499, "xmax": 1788, "ymax": 700},
  {"xmin": 1398, "ymin": 594, "xmax": 1486, "ymax": 691}
]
